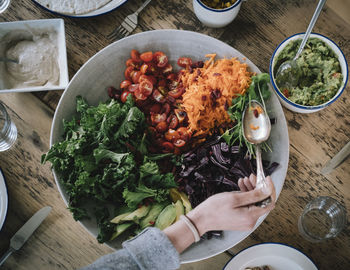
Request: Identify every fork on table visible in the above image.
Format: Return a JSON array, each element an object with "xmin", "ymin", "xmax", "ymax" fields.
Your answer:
[{"xmin": 108, "ymin": 0, "xmax": 152, "ymax": 41}]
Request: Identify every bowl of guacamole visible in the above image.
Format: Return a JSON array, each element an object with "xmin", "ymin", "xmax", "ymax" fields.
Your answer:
[{"xmin": 269, "ymin": 33, "xmax": 348, "ymax": 113}]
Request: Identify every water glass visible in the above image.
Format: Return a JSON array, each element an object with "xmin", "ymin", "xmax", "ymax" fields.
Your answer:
[
  {"xmin": 0, "ymin": 101, "xmax": 17, "ymax": 151},
  {"xmin": 0, "ymin": 0, "xmax": 10, "ymax": 13},
  {"xmin": 298, "ymin": 196, "xmax": 347, "ymax": 242}
]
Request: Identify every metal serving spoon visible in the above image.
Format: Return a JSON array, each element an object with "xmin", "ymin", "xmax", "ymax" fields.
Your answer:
[
  {"xmin": 275, "ymin": 0, "xmax": 326, "ymax": 88},
  {"xmin": 242, "ymin": 100, "xmax": 271, "ymax": 207}
]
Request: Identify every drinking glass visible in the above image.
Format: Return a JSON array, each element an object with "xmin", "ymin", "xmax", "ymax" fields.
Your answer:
[
  {"xmin": 0, "ymin": 101, "xmax": 17, "ymax": 151},
  {"xmin": 298, "ymin": 196, "xmax": 347, "ymax": 242},
  {"xmin": 0, "ymin": 0, "xmax": 10, "ymax": 13},
  {"xmin": 0, "ymin": 0, "xmax": 11, "ymax": 13}
]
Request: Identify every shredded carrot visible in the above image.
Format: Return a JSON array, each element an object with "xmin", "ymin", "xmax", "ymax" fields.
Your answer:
[{"xmin": 180, "ymin": 54, "xmax": 252, "ymax": 137}]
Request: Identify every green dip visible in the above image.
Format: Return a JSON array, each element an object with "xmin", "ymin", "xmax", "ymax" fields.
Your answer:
[{"xmin": 274, "ymin": 38, "xmax": 343, "ymax": 106}]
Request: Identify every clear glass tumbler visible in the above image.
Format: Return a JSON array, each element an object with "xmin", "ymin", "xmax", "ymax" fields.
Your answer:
[
  {"xmin": 298, "ymin": 196, "xmax": 347, "ymax": 242},
  {"xmin": 0, "ymin": 0, "xmax": 10, "ymax": 13},
  {"xmin": 0, "ymin": 101, "xmax": 17, "ymax": 151}
]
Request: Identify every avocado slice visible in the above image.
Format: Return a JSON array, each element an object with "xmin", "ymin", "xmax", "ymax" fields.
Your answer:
[
  {"xmin": 174, "ymin": 200, "xmax": 184, "ymax": 222},
  {"xmin": 121, "ymin": 205, "xmax": 151, "ymax": 222},
  {"xmin": 110, "ymin": 223, "xmax": 133, "ymax": 240},
  {"xmin": 180, "ymin": 191, "xmax": 192, "ymax": 214},
  {"xmin": 155, "ymin": 204, "xmax": 176, "ymax": 230},
  {"xmin": 139, "ymin": 203, "xmax": 166, "ymax": 229},
  {"xmin": 110, "ymin": 212, "xmax": 133, "ymax": 224},
  {"xmin": 169, "ymin": 188, "xmax": 192, "ymax": 214}
]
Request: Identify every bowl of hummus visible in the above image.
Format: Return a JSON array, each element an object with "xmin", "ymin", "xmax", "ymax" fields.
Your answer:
[
  {"xmin": 269, "ymin": 33, "xmax": 348, "ymax": 113},
  {"xmin": 0, "ymin": 19, "xmax": 69, "ymax": 93}
]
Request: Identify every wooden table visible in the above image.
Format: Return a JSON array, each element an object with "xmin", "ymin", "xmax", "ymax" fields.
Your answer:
[{"xmin": 1, "ymin": 0, "xmax": 349, "ymax": 269}]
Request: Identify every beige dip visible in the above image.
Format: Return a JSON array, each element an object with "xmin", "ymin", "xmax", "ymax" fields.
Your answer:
[{"xmin": 2, "ymin": 30, "xmax": 59, "ymax": 89}]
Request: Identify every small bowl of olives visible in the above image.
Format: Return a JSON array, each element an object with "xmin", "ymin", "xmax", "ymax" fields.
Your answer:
[{"xmin": 193, "ymin": 0, "xmax": 242, "ymax": 28}]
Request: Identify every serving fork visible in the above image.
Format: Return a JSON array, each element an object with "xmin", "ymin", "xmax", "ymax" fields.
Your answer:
[{"xmin": 108, "ymin": 0, "xmax": 152, "ymax": 41}]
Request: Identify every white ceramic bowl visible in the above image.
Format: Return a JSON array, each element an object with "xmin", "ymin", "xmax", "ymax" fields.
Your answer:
[
  {"xmin": 0, "ymin": 19, "xmax": 69, "ymax": 93},
  {"xmin": 269, "ymin": 33, "xmax": 348, "ymax": 114},
  {"xmin": 0, "ymin": 168, "xmax": 8, "ymax": 231},
  {"xmin": 193, "ymin": 0, "xmax": 242, "ymax": 28},
  {"xmin": 50, "ymin": 29, "xmax": 289, "ymax": 263},
  {"xmin": 223, "ymin": 243, "xmax": 318, "ymax": 270},
  {"xmin": 32, "ymin": 0, "xmax": 127, "ymax": 18}
]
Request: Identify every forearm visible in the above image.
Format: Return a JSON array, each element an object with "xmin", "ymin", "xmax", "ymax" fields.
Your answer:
[{"xmin": 164, "ymin": 209, "xmax": 207, "ymax": 254}]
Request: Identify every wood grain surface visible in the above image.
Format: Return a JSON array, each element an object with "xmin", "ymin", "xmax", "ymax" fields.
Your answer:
[{"xmin": 0, "ymin": 0, "xmax": 349, "ymax": 269}]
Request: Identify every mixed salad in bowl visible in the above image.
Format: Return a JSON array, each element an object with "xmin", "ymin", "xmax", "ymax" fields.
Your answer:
[{"xmin": 42, "ymin": 49, "xmax": 279, "ymax": 243}]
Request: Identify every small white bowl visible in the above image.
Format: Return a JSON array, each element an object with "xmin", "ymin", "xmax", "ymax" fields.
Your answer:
[
  {"xmin": 0, "ymin": 19, "xmax": 69, "ymax": 93},
  {"xmin": 193, "ymin": 0, "xmax": 242, "ymax": 28},
  {"xmin": 269, "ymin": 33, "xmax": 348, "ymax": 113}
]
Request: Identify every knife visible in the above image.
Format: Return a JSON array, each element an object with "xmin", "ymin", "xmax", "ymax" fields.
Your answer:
[
  {"xmin": 0, "ymin": 206, "xmax": 52, "ymax": 266},
  {"xmin": 321, "ymin": 141, "xmax": 350, "ymax": 175}
]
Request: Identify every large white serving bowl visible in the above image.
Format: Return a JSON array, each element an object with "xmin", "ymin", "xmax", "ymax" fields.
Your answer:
[
  {"xmin": 50, "ymin": 29, "xmax": 289, "ymax": 263},
  {"xmin": 269, "ymin": 33, "xmax": 348, "ymax": 114}
]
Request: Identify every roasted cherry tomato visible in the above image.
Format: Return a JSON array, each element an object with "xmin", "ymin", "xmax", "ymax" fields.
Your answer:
[
  {"xmin": 168, "ymin": 114, "xmax": 179, "ymax": 129},
  {"xmin": 151, "ymin": 113, "xmax": 167, "ymax": 125},
  {"xmin": 156, "ymin": 121, "xmax": 168, "ymax": 133},
  {"xmin": 140, "ymin": 64, "xmax": 149, "ymax": 74},
  {"xmin": 177, "ymin": 57, "xmax": 193, "ymax": 68},
  {"xmin": 131, "ymin": 49, "xmax": 141, "ymax": 62},
  {"xmin": 140, "ymin": 51, "xmax": 153, "ymax": 62},
  {"xmin": 168, "ymin": 80, "xmax": 179, "ymax": 90},
  {"xmin": 164, "ymin": 129, "xmax": 180, "ymax": 142},
  {"xmin": 120, "ymin": 80, "xmax": 132, "ymax": 89},
  {"xmin": 160, "ymin": 103, "xmax": 171, "ymax": 115},
  {"xmin": 120, "ymin": 90, "xmax": 132, "ymax": 103},
  {"xmin": 132, "ymin": 71, "xmax": 141, "ymax": 84},
  {"xmin": 139, "ymin": 80, "xmax": 153, "ymax": 96},
  {"xmin": 174, "ymin": 109, "xmax": 187, "ymax": 123},
  {"xmin": 162, "ymin": 141, "xmax": 174, "ymax": 153},
  {"xmin": 124, "ymin": 66, "xmax": 134, "ymax": 81},
  {"xmin": 134, "ymin": 87, "xmax": 147, "ymax": 100},
  {"xmin": 177, "ymin": 127, "xmax": 190, "ymax": 141},
  {"xmin": 140, "ymin": 75, "xmax": 157, "ymax": 86},
  {"xmin": 154, "ymin": 51, "xmax": 168, "ymax": 68},
  {"xmin": 152, "ymin": 89, "xmax": 166, "ymax": 103},
  {"xmin": 128, "ymin": 83, "xmax": 139, "ymax": 93},
  {"xmin": 173, "ymin": 139, "xmax": 186, "ymax": 147},
  {"xmin": 150, "ymin": 104, "xmax": 162, "ymax": 114},
  {"xmin": 168, "ymin": 87, "xmax": 184, "ymax": 98},
  {"xmin": 162, "ymin": 64, "xmax": 173, "ymax": 74},
  {"xmin": 126, "ymin": 58, "xmax": 137, "ymax": 67}
]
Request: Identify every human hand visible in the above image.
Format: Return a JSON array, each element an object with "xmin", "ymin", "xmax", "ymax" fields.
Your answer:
[{"xmin": 186, "ymin": 174, "xmax": 276, "ymax": 236}]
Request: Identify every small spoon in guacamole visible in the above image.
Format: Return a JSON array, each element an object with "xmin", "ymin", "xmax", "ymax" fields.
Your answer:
[{"xmin": 276, "ymin": 0, "xmax": 326, "ymax": 88}]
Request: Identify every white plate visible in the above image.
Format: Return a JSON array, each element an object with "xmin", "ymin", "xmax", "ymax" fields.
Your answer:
[
  {"xmin": 0, "ymin": 19, "xmax": 69, "ymax": 93},
  {"xmin": 50, "ymin": 29, "xmax": 289, "ymax": 263},
  {"xmin": 32, "ymin": 0, "xmax": 128, "ymax": 18},
  {"xmin": 0, "ymin": 168, "xmax": 8, "ymax": 230},
  {"xmin": 224, "ymin": 243, "xmax": 318, "ymax": 270}
]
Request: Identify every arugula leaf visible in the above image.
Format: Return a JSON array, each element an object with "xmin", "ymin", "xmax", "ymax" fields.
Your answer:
[{"xmin": 225, "ymin": 73, "xmax": 272, "ymax": 155}]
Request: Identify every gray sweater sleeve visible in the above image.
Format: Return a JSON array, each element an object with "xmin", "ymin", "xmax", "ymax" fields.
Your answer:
[{"xmin": 80, "ymin": 227, "xmax": 180, "ymax": 270}]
